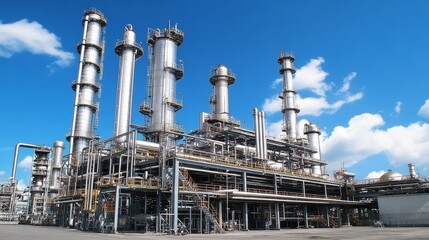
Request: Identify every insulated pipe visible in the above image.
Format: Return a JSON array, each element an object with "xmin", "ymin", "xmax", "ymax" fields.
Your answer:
[
  {"xmin": 135, "ymin": 140, "xmax": 161, "ymax": 152},
  {"xmin": 12, "ymin": 143, "xmax": 49, "ymax": 181},
  {"xmin": 114, "ymin": 24, "xmax": 143, "ymax": 143},
  {"xmin": 260, "ymin": 110, "xmax": 267, "ymax": 159},
  {"xmin": 253, "ymin": 108, "xmax": 261, "ymax": 158}
]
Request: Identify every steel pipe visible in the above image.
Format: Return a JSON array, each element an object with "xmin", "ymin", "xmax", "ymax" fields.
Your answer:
[{"xmin": 12, "ymin": 143, "xmax": 50, "ymax": 181}]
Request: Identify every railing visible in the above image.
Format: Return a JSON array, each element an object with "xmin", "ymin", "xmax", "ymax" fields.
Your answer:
[
  {"xmin": 165, "ymin": 61, "xmax": 184, "ymax": 72},
  {"xmin": 179, "ymin": 168, "xmax": 224, "ymax": 233},
  {"xmin": 126, "ymin": 177, "xmax": 160, "ymax": 189},
  {"xmin": 175, "ymin": 149, "xmax": 340, "ymax": 183},
  {"xmin": 115, "ymin": 40, "xmax": 143, "ymax": 50},
  {"xmin": 209, "ymin": 67, "xmax": 236, "ymax": 79}
]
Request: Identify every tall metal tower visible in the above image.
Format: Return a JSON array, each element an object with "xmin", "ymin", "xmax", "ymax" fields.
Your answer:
[
  {"xmin": 114, "ymin": 24, "xmax": 143, "ymax": 143},
  {"xmin": 67, "ymin": 9, "xmax": 107, "ymax": 165},
  {"xmin": 140, "ymin": 23, "xmax": 184, "ymax": 143},
  {"xmin": 208, "ymin": 64, "xmax": 237, "ymax": 124},
  {"xmin": 278, "ymin": 53, "xmax": 300, "ymax": 141}
]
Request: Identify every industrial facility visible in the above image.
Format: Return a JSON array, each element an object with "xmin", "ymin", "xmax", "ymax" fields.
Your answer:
[{"xmin": 1, "ymin": 8, "xmax": 429, "ymax": 235}]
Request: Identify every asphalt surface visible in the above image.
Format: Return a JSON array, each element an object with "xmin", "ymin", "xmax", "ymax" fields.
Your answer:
[{"xmin": 0, "ymin": 223, "xmax": 428, "ymax": 239}]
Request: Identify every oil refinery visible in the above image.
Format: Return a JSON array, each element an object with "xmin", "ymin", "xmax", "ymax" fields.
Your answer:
[{"xmin": 1, "ymin": 8, "xmax": 429, "ymax": 235}]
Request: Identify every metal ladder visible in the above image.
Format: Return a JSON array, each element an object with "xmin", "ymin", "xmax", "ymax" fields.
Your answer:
[{"xmin": 178, "ymin": 167, "xmax": 224, "ymax": 233}]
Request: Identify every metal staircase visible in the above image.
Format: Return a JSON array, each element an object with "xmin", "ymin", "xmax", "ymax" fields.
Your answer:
[{"xmin": 178, "ymin": 167, "xmax": 224, "ymax": 233}]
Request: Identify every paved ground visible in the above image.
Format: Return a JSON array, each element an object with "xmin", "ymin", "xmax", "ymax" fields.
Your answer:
[{"xmin": 0, "ymin": 223, "xmax": 428, "ymax": 239}]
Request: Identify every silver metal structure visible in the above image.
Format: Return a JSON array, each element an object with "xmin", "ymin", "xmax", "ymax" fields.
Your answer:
[
  {"xmin": 304, "ymin": 123, "xmax": 322, "ymax": 176},
  {"xmin": 278, "ymin": 53, "xmax": 299, "ymax": 141},
  {"xmin": 209, "ymin": 64, "xmax": 235, "ymax": 122},
  {"xmin": 140, "ymin": 23, "xmax": 184, "ymax": 139},
  {"xmin": 408, "ymin": 163, "xmax": 417, "ymax": 179},
  {"xmin": 49, "ymin": 141, "xmax": 64, "ymax": 192},
  {"xmin": 67, "ymin": 9, "xmax": 106, "ymax": 165},
  {"xmin": 28, "ymin": 148, "xmax": 50, "ymax": 224},
  {"xmin": 114, "ymin": 24, "xmax": 143, "ymax": 143},
  {"xmin": 253, "ymin": 108, "xmax": 267, "ymax": 159}
]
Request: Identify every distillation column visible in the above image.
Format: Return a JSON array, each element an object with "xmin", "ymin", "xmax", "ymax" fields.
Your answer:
[
  {"xmin": 49, "ymin": 141, "xmax": 65, "ymax": 192},
  {"xmin": 29, "ymin": 148, "xmax": 51, "ymax": 225},
  {"xmin": 209, "ymin": 64, "xmax": 236, "ymax": 123},
  {"xmin": 140, "ymin": 23, "xmax": 184, "ymax": 142},
  {"xmin": 304, "ymin": 123, "xmax": 322, "ymax": 176},
  {"xmin": 114, "ymin": 24, "xmax": 143, "ymax": 143},
  {"xmin": 67, "ymin": 9, "xmax": 107, "ymax": 165},
  {"xmin": 278, "ymin": 53, "xmax": 300, "ymax": 141}
]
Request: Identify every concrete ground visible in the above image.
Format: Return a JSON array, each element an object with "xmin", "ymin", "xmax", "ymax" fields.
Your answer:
[{"xmin": 0, "ymin": 223, "xmax": 427, "ymax": 240}]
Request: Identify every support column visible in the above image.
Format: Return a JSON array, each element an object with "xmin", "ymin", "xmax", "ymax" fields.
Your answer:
[
  {"xmin": 242, "ymin": 172, "xmax": 248, "ymax": 231},
  {"xmin": 343, "ymin": 207, "xmax": 350, "ymax": 226},
  {"xmin": 324, "ymin": 184, "xmax": 327, "ymax": 199},
  {"xmin": 219, "ymin": 201, "xmax": 223, "ymax": 230},
  {"xmin": 156, "ymin": 191, "xmax": 161, "ymax": 233},
  {"xmin": 302, "ymin": 181, "xmax": 306, "ymax": 197},
  {"xmin": 274, "ymin": 175, "xmax": 280, "ymax": 229},
  {"xmin": 171, "ymin": 159, "xmax": 179, "ymax": 234},
  {"xmin": 114, "ymin": 185, "xmax": 120, "ymax": 233},
  {"xmin": 326, "ymin": 206, "xmax": 330, "ymax": 227},
  {"xmin": 275, "ymin": 203, "xmax": 280, "ymax": 230},
  {"xmin": 303, "ymin": 204, "xmax": 308, "ymax": 229}
]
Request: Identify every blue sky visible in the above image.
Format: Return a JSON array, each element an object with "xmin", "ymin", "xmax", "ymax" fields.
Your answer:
[{"xmin": 1, "ymin": 0, "xmax": 429, "ymax": 185}]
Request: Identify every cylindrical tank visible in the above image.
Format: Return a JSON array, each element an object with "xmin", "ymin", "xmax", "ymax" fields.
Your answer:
[
  {"xmin": 68, "ymin": 9, "xmax": 106, "ymax": 165},
  {"xmin": 50, "ymin": 141, "xmax": 65, "ymax": 191},
  {"xmin": 199, "ymin": 112, "xmax": 209, "ymax": 129},
  {"xmin": 114, "ymin": 24, "xmax": 143, "ymax": 143},
  {"xmin": 304, "ymin": 123, "xmax": 321, "ymax": 176},
  {"xmin": 278, "ymin": 53, "xmax": 299, "ymax": 141},
  {"xmin": 408, "ymin": 163, "xmax": 417, "ymax": 179},
  {"xmin": 209, "ymin": 65, "xmax": 235, "ymax": 122},
  {"xmin": 304, "ymin": 123, "xmax": 321, "ymax": 159},
  {"xmin": 147, "ymin": 24, "xmax": 184, "ymax": 137}
]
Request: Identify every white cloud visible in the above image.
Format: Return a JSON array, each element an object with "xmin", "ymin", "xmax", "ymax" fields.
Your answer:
[
  {"xmin": 18, "ymin": 156, "xmax": 33, "ymax": 170},
  {"xmin": 294, "ymin": 57, "xmax": 330, "ymax": 96},
  {"xmin": 366, "ymin": 170, "xmax": 386, "ymax": 179},
  {"xmin": 262, "ymin": 95, "xmax": 283, "ymax": 114},
  {"xmin": 418, "ymin": 99, "xmax": 429, "ymax": 118},
  {"xmin": 297, "ymin": 92, "xmax": 363, "ymax": 116},
  {"xmin": 264, "ymin": 57, "xmax": 363, "ymax": 117},
  {"xmin": 266, "ymin": 120, "xmax": 284, "ymax": 138},
  {"xmin": 0, "ymin": 170, "xmax": 5, "ymax": 176},
  {"xmin": 270, "ymin": 78, "xmax": 283, "ymax": 89},
  {"xmin": 322, "ymin": 113, "xmax": 429, "ymax": 172},
  {"xmin": 265, "ymin": 119, "xmax": 312, "ymax": 140},
  {"xmin": 338, "ymin": 72, "xmax": 357, "ymax": 93},
  {"xmin": 395, "ymin": 101, "xmax": 402, "ymax": 114},
  {"xmin": 0, "ymin": 19, "xmax": 74, "ymax": 66}
]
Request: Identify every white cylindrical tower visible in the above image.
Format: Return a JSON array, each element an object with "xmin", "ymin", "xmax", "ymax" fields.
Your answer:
[
  {"xmin": 209, "ymin": 64, "xmax": 235, "ymax": 122},
  {"xmin": 114, "ymin": 24, "xmax": 143, "ymax": 143},
  {"xmin": 304, "ymin": 122, "xmax": 321, "ymax": 176},
  {"xmin": 278, "ymin": 53, "xmax": 300, "ymax": 141},
  {"xmin": 141, "ymin": 24, "xmax": 184, "ymax": 141},
  {"xmin": 67, "ymin": 9, "xmax": 106, "ymax": 165},
  {"xmin": 49, "ymin": 141, "xmax": 64, "ymax": 192}
]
